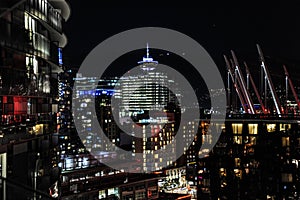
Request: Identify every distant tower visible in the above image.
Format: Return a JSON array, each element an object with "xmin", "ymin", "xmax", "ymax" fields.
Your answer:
[
  {"xmin": 137, "ymin": 43, "xmax": 158, "ymax": 65},
  {"xmin": 118, "ymin": 44, "xmax": 179, "ymax": 172}
]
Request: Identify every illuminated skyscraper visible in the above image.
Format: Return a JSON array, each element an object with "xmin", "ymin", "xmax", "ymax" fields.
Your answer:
[
  {"xmin": 115, "ymin": 45, "xmax": 181, "ymax": 172},
  {"xmin": 72, "ymin": 74, "xmax": 121, "ymax": 161},
  {"xmin": 72, "ymin": 45, "xmax": 181, "ymax": 172}
]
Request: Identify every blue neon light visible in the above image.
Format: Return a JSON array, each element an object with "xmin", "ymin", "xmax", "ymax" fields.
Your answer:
[
  {"xmin": 78, "ymin": 89, "xmax": 114, "ymax": 96},
  {"xmin": 58, "ymin": 48, "xmax": 63, "ymax": 65}
]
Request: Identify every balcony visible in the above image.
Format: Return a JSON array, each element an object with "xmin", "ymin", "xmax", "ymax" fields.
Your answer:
[
  {"xmin": 0, "ymin": 18, "xmax": 61, "ymax": 65},
  {"xmin": 25, "ymin": 0, "xmax": 63, "ymax": 33},
  {"xmin": 48, "ymin": 0, "xmax": 71, "ymax": 21}
]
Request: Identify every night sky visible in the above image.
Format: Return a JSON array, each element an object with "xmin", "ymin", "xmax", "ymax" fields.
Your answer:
[{"xmin": 63, "ymin": 3, "xmax": 300, "ymax": 82}]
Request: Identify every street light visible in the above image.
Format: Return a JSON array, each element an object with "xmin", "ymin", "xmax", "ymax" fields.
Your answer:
[{"xmin": 34, "ymin": 153, "xmax": 41, "ymax": 200}]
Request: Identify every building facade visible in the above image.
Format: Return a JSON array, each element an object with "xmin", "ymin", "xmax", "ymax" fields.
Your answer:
[
  {"xmin": 0, "ymin": 0, "xmax": 70, "ymax": 199},
  {"xmin": 194, "ymin": 114, "xmax": 300, "ymax": 200}
]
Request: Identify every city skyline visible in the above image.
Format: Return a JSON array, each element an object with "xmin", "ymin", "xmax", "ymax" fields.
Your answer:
[{"xmin": 1, "ymin": 2, "xmax": 300, "ymax": 200}]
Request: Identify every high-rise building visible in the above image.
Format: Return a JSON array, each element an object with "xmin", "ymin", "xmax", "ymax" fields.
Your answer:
[
  {"xmin": 0, "ymin": 0, "xmax": 70, "ymax": 198},
  {"xmin": 72, "ymin": 46, "xmax": 182, "ymax": 172},
  {"xmin": 72, "ymin": 74, "xmax": 121, "ymax": 157},
  {"xmin": 57, "ymin": 67, "xmax": 86, "ymax": 158},
  {"xmin": 115, "ymin": 46, "xmax": 181, "ymax": 172}
]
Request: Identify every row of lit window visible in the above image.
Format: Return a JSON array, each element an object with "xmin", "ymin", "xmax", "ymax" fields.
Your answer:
[{"xmin": 232, "ymin": 123, "xmax": 292, "ymax": 134}]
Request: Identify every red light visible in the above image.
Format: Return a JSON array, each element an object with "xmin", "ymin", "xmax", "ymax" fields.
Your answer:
[{"xmin": 147, "ymin": 190, "xmax": 152, "ymax": 197}]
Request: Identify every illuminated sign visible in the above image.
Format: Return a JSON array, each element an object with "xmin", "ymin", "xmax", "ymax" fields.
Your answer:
[{"xmin": 58, "ymin": 48, "xmax": 63, "ymax": 65}]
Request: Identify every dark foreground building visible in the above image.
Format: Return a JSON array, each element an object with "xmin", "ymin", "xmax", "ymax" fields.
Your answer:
[
  {"xmin": 0, "ymin": 0, "xmax": 70, "ymax": 199},
  {"xmin": 194, "ymin": 114, "xmax": 300, "ymax": 200}
]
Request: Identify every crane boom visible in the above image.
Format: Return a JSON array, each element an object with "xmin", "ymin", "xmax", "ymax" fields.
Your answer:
[
  {"xmin": 257, "ymin": 44, "xmax": 282, "ymax": 116},
  {"xmin": 244, "ymin": 62, "xmax": 267, "ymax": 114},
  {"xmin": 283, "ymin": 65, "xmax": 300, "ymax": 109},
  {"xmin": 231, "ymin": 51, "xmax": 256, "ymax": 114},
  {"xmin": 224, "ymin": 55, "xmax": 248, "ymax": 113}
]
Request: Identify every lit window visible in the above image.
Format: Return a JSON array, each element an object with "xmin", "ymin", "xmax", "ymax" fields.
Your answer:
[
  {"xmin": 234, "ymin": 158, "xmax": 241, "ymax": 167},
  {"xmin": 248, "ymin": 124, "xmax": 258, "ymax": 134},
  {"xmin": 266, "ymin": 124, "xmax": 276, "ymax": 132},
  {"xmin": 233, "ymin": 136, "xmax": 242, "ymax": 144},
  {"xmin": 281, "ymin": 173, "xmax": 293, "ymax": 182},
  {"xmin": 280, "ymin": 124, "xmax": 291, "ymax": 132},
  {"xmin": 232, "ymin": 123, "xmax": 243, "ymax": 134},
  {"xmin": 282, "ymin": 137, "xmax": 290, "ymax": 147}
]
